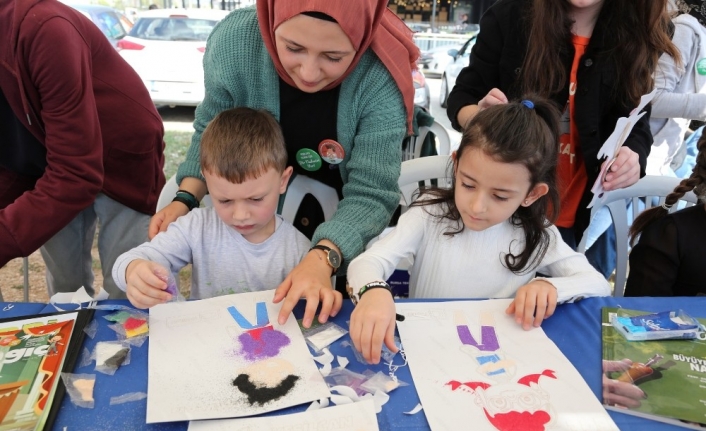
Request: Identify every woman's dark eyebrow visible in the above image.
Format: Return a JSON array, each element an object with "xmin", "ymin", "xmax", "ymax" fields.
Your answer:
[{"xmin": 281, "ymin": 37, "xmax": 352, "ymax": 55}]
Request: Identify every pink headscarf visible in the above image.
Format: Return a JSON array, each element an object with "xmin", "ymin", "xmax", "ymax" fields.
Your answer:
[{"xmin": 257, "ymin": 0, "xmax": 419, "ymax": 133}]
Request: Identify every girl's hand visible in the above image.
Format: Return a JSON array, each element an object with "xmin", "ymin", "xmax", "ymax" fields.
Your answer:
[
  {"xmin": 505, "ymin": 279, "xmax": 557, "ymax": 330},
  {"xmin": 149, "ymin": 201, "xmax": 189, "ymax": 239},
  {"xmin": 602, "ymin": 146, "xmax": 640, "ymax": 191},
  {"xmin": 350, "ymin": 289, "xmax": 397, "ymax": 364},
  {"xmin": 125, "ymin": 260, "xmax": 172, "ymax": 308},
  {"xmin": 273, "ymin": 250, "xmax": 343, "ymax": 328}
]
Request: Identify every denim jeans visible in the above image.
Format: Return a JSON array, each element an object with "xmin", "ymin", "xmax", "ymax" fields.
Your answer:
[{"xmin": 558, "ymin": 223, "xmax": 616, "ymax": 279}]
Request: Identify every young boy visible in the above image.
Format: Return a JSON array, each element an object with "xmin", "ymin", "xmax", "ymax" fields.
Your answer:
[{"xmin": 113, "ymin": 108, "xmax": 310, "ymax": 308}]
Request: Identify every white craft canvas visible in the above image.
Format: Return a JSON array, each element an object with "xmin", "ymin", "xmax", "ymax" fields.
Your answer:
[
  {"xmin": 147, "ymin": 290, "xmax": 330, "ymax": 423},
  {"xmin": 396, "ymin": 299, "xmax": 618, "ymax": 431},
  {"xmin": 187, "ymin": 399, "xmax": 380, "ymax": 431}
]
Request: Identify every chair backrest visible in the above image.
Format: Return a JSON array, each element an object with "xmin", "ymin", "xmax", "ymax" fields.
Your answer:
[
  {"xmin": 279, "ymin": 174, "xmax": 339, "ymax": 224},
  {"xmin": 398, "ymin": 155, "xmax": 453, "ymax": 206},
  {"xmin": 403, "ymin": 120, "xmax": 452, "ymax": 161},
  {"xmin": 366, "ymin": 155, "xmax": 453, "ymax": 250},
  {"xmin": 156, "ymin": 174, "xmax": 212, "ymax": 212},
  {"xmin": 577, "ymin": 175, "xmax": 698, "ymax": 297}
]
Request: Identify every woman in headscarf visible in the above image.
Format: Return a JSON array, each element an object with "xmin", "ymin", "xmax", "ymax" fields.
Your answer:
[{"xmin": 149, "ymin": 0, "xmax": 419, "ymax": 328}]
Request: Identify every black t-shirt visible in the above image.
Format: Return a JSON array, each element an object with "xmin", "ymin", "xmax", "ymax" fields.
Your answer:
[
  {"xmin": 279, "ymin": 78, "xmax": 343, "ymax": 199},
  {"xmin": 0, "ymin": 88, "xmax": 47, "ymax": 177}
]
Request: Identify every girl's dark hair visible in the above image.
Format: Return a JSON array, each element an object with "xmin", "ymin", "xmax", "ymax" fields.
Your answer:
[
  {"xmin": 412, "ymin": 97, "xmax": 561, "ymax": 273},
  {"xmin": 521, "ymin": 0, "xmax": 680, "ymax": 109},
  {"xmin": 629, "ymin": 133, "xmax": 706, "ymax": 245}
]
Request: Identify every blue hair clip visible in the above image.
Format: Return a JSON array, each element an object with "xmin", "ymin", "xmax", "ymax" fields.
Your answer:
[{"xmin": 521, "ymin": 100, "xmax": 534, "ymax": 109}]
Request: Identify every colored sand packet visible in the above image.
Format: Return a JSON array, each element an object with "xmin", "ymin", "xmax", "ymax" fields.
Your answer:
[{"xmin": 123, "ymin": 317, "xmax": 149, "ymax": 338}]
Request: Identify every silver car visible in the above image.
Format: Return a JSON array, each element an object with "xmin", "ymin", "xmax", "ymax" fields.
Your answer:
[{"xmin": 439, "ymin": 36, "xmax": 476, "ymax": 109}]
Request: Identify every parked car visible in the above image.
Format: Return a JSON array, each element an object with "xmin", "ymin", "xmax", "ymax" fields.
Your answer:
[
  {"xmin": 63, "ymin": 2, "xmax": 133, "ymax": 48},
  {"xmin": 419, "ymin": 43, "xmax": 464, "ymax": 78},
  {"xmin": 117, "ymin": 9, "xmax": 231, "ymax": 107},
  {"xmin": 413, "ymin": 69, "xmax": 431, "ymax": 114},
  {"xmin": 439, "ymin": 35, "xmax": 477, "ymax": 108}
]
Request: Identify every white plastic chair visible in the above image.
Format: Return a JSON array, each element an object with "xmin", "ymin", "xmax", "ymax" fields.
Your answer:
[
  {"xmin": 398, "ymin": 155, "xmax": 453, "ymax": 206},
  {"xmin": 156, "ymin": 174, "xmax": 212, "ymax": 212},
  {"xmin": 577, "ymin": 175, "xmax": 698, "ymax": 297},
  {"xmin": 280, "ymin": 174, "xmax": 339, "ymax": 224},
  {"xmin": 366, "ymin": 155, "xmax": 453, "ymax": 250},
  {"xmin": 403, "ymin": 120, "xmax": 452, "ymax": 161},
  {"xmin": 157, "ymin": 173, "xmax": 337, "ymax": 226}
]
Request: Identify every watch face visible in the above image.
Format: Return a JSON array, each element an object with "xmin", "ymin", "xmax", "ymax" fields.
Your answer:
[{"xmin": 328, "ymin": 250, "xmax": 341, "ymax": 268}]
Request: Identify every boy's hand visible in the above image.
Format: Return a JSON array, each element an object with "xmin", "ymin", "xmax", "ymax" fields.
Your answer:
[
  {"xmin": 349, "ymin": 289, "xmax": 397, "ymax": 364},
  {"xmin": 505, "ymin": 280, "xmax": 557, "ymax": 330},
  {"xmin": 125, "ymin": 260, "xmax": 173, "ymax": 308},
  {"xmin": 273, "ymin": 251, "xmax": 343, "ymax": 328}
]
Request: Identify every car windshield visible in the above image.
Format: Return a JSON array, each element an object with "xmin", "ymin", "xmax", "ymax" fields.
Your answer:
[
  {"xmin": 130, "ymin": 17, "xmax": 218, "ymax": 41},
  {"xmin": 94, "ymin": 11, "xmax": 128, "ymax": 40}
]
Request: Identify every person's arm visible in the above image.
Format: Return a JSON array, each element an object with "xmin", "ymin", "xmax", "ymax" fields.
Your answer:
[
  {"xmin": 0, "ymin": 17, "xmax": 104, "ymax": 266},
  {"xmin": 651, "ymin": 20, "xmax": 706, "ymax": 122},
  {"xmin": 113, "ymin": 210, "xmax": 199, "ymax": 291},
  {"xmin": 624, "ymin": 217, "xmax": 679, "ymax": 297},
  {"xmin": 446, "ymin": 6, "xmax": 507, "ymax": 131},
  {"xmin": 348, "ymin": 206, "xmax": 427, "ymax": 364},
  {"xmin": 347, "ymin": 206, "xmax": 427, "ymax": 296},
  {"xmin": 534, "ymin": 226, "xmax": 612, "ymax": 302}
]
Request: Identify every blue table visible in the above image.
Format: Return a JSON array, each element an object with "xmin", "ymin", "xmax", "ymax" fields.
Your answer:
[{"xmin": 1, "ymin": 296, "xmax": 701, "ymax": 430}]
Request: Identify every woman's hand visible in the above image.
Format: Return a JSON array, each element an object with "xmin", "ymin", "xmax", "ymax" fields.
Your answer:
[
  {"xmin": 149, "ymin": 201, "xmax": 189, "ymax": 239},
  {"xmin": 350, "ymin": 289, "xmax": 397, "ymax": 364},
  {"xmin": 478, "ymin": 87, "xmax": 508, "ymax": 110},
  {"xmin": 506, "ymin": 279, "xmax": 558, "ymax": 330},
  {"xmin": 456, "ymin": 88, "xmax": 508, "ymax": 130},
  {"xmin": 149, "ymin": 177, "xmax": 208, "ymax": 239},
  {"xmin": 273, "ymin": 244, "xmax": 343, "ymax": 328},
  {"xmin": 602, "ymin": 146, "xmax": 640, "ymax": 191}
]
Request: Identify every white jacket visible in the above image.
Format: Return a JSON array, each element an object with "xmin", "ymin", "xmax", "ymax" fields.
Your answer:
[{"xmin": 648, "ymin": 14, "xmax": 706, "ymax": 176}]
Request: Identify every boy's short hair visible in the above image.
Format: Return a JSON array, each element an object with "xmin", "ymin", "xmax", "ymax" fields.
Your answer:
[{"xmin": 200, "ymin": 107, "xmax": 287, "ymax": 183}]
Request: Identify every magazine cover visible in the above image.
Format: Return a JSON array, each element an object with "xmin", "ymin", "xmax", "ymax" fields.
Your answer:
[
  {"xmin": 602, "ymin": 307, "xmax": 706, "ymax": 429},
  {"xmin": 0, "ymin": 310, "xmax": 92, "ymax": 431}
]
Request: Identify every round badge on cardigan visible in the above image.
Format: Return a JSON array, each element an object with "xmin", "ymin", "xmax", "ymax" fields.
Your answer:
[
  {"xmin": 296, "ymin": 148, "xmax": 322, "ymax": 171},
  {"xmin": 318, "ymin": 139, "xmax": 345, "ymax": 165}
]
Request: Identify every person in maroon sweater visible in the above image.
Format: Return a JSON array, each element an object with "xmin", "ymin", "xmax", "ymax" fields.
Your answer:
[{"xmin": 0, "ymin": 0, "xmax": 165, "ymax": 298}]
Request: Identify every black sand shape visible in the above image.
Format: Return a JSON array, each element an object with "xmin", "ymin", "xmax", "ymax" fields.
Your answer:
[{"xmin": 232, "ymin": 374, "xmax": 300, "ymax": 405}]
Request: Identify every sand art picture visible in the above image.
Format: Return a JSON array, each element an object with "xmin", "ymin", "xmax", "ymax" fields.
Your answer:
[
  {"xmin": 146, "ymin": 290, "xmax": 330, "ymax": 423},
  {"xmin": 396, "ymin": 299, "xmax": 618, "ymax": 431}
]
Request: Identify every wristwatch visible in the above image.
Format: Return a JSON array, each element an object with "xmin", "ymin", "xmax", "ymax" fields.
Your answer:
[{"xmin": 310, "ymin": 245, "xmax": 341, "ymax": 275}]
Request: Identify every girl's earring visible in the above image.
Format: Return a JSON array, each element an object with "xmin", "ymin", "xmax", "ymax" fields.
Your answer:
[{"xmin": 524, "ymin": 199, "xmax": 529, "ymax": 205}]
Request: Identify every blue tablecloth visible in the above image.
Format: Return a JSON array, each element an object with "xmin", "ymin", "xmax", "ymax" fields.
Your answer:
[{"xmin": 1, "ymin": 296, "xmax": 701, "ymax": 430}]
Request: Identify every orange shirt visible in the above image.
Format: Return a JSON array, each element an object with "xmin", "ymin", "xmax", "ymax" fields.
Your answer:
[{"xmin": 556, "ymin": 35, "xmax": 590, "ymax": 228}]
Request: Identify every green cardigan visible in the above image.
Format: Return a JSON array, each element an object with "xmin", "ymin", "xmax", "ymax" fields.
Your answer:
[{"xmin": 177, "ymin": 7, "xmax": 407, "ymax": 271}]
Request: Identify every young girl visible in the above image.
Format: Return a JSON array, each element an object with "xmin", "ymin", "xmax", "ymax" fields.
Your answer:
[
  {"xmin": 348, "ymin": 98, "xmax": 611, "ymax": 364},
  {"xmin": 625, "ymin": 132, "xmax": 706, "ymax": 297}
]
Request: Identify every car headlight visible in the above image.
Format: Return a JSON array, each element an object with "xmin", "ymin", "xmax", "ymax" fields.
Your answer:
[{"xmin": 414, "ymin": 87, "xmax": 426, "ymax": 105}]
